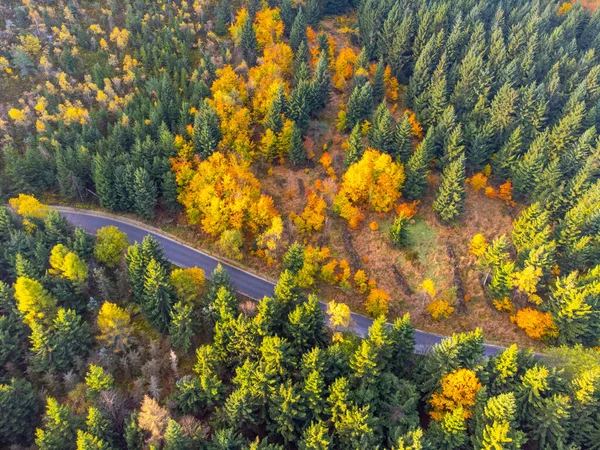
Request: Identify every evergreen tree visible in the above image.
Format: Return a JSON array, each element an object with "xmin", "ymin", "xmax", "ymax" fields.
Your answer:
[
  {"xmin": 493, "ymin": 126, "xmax": 523, "ymax": 180},
  {"xmin": 265, "ymin": 86, "xmax": 287, "ymax": 133},
  {"xmin": 389, "ymin": 313, "xmax": 415, "ymax": 377},
  {"xmin": 124, "ymin": 411, "xmax": 143, "ymax": 450},
  {"xmin": 285, "ymin": 295, "xmax": 325, "ymax": 355},
  {"xmin": 240, "ymin": 15, "xmax": 258, "ymax": 67},
  {"xmin": 289, "ymin": 7, "xmax": 306, "ymax": 52},
  {"xmin": 389, "ymin": 214, "xmax": 409, "ymax": 247},
  {"xmin": 71, "ymin": 227, "xmax": 94, "ymax": 261},
  {"xmin": 142, "ymin": 258, "xmax": 174, "ymax": 332},
  {"xmin": 35, "ymin": 397, "xmax": 80, "ymax": 450},
  {"xmin": 433, "ymin": 155, "xmax": 466, "ymax": 223},
  {"xmin": 345, "ymin": 123, "xmax": 364, "ymax": 168},
  {"xmin": 193, "ymin": 101, "xmax": 221, "ymax": 159},
  {"xmin": 512, "ymin": 132, "xmax": 549, "ymax": 200},
  {"xmin": 372, "ymin": 60, "xmax": 385, "ymax": 104},
  {"xmin": 169, "ymin": 301, "xmax": 197, "ymax": 353},
  {"xmin": 346, "ymin": 82, "xmax": 374, "ymax": 130},
  {"xmin": 0, "ymin": 378, "xmax": 39, "ymax": 446},
  {"xmin": 289, "ymin": 121, "xmax": 306, "ymax": 166},
  {"xmin": 164, "ymin": 419, "xmax": 193, "ymax": 450},
  {"xmin": 370, "ymin": 102, "xmax": 395, "ymax": 156},
  {"xmin": 133, "ymin": 167, "xmax": 157, "ymax": 220},
  {"xmin": 207, "ymin": 263, "xmax": 235, "ymax": 305},
  {"xmin": 305, "ymin": 0, "xmax": 321, "ymax": 25},
  {"xmin": 282, "ymin": 242, "xmax": 304, "ymax": 275},
  {"xmin": 268, "ymin": 380, "xmax": 306, "ymax": 443},
  {"xmin": 312, "ymin": 52, "xmax": 331, "ymax": 111},
  {"xmin": 299, "ymin": 421, "xmax": 331, "ymax": 450},
  {"xmin": 403, "ymin": 129, "xmax": 433, "ymax": 200},
  {"xmin": 279, "ymin": 0, "xmax": 295, "ymax": 35},
  {"xmin": 395, "ymin": 113, "xmax": 413, "ymax": 164}
]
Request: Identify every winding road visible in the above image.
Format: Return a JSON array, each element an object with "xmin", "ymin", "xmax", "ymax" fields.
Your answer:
[{"xmin": 57, "ymin": 207, "xmax": 506, "ymax": 356}]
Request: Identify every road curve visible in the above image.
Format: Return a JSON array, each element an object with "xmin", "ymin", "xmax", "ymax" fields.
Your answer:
[{"xmin": 57, "ymin": 207, "xmax": 506, "ymax": 357}]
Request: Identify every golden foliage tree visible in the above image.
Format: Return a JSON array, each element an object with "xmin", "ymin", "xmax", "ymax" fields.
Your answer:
[
  {"xmin": 333, "ymin": 149, "xmax": 405, "ymax": 228},
  {"xmin": 430, "ymin": 368, "xmax": 482, "ymax": 421}
]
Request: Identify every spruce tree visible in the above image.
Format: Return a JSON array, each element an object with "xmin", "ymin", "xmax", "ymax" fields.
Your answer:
[
  {"xmin": 372, "ymin": 60, "xmax": 385, "ymax": 104},
  {"xmin": 370, "ymin": 102, "xmax": 395, "ymax": 155},
  {"xmin": 289, "ymin": 7, "xmax": 306, "ymax": 52},
  {"xmin": 289, "ymin": 81, "xmax": 311, "ymax": 130},
  {"xmin": 289, "ymin": 122, "xmax": 306, "ymax": 166},
  {"xmin": 312, "ymin": 52, "xmax": 331, "ymax": 111},
  {"xmin": 305, "ymin": 0, "xmax": 321, "ymax": 25},
  {"xmin": 125, "ymin": 243, "xmax": 146, "ymax": 302},
  {"xmin": 279, "ymin": 0, "xmax": 295, "ymax": 35},
  {"xmin": 240, "ymin": 15, "xmax": 258, "ymax": 67},
  {"xmin": 265, "ymin": 86, "xmax": 287, "ymax": 133},
  {"xmin": 389, "ymin": 214, "xmax": 409, "ymax": 247},
  {"xmin": 0, "ymin": 378, "xmax": 39, "ymax": 446},
  {"xmin": 282, "ymin": 242, "xmax": 305, "ymax": 275},
  {"xmin": 403, "ymin": 129, "xmax": 433, "ymax": 200},
  {"xmin": 164, "ymin": 419, "xmax": 193, "ymax": 450},
  {"xmin": 345, "ymin": 123, "xmax": 364, "ymax": 168},
  {"xmin": 492, "ymin": 126, "xmax": 523, "ymax": 180},
  {"xmin": 433, "ymin": 154, "xmax": 466, "ymax": 223},
  {"xmin": 299, "ymin": 421, "xmax": 331, "ymax": 450},
  {"xmin": 71, "ymin": 227, "xmax": 94, "ymax": 261},
  {"xmin": 169, "ymin": 301, "xmax": 197, "ymax": 353},
  {"xmin": 395, "ymin": 112, "xmax": 413, "ymax": 163},
  {"xmin": 346, "ymin": 82, "xmax": 374, "ymax": 130},
  {"xmin": 142, "ymin": 258, "xmax": 174, "ymax": 332},
  {"xmin": 133, "ymin": 167, "xmax": 157, "ymax": 220},
  {"xmin": 35, "ymin": 398, "xmax": 80, "ymax": 450},
  {"xmin": 193, "ymin": 101, "xmax": 221, "ymax": 159},
  {"xmin": 124, "ymin": 411, "xmax": 144, "ymax": 450}
]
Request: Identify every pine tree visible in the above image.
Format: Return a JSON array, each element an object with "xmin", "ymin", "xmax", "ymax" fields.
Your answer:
[
  {"xmin": 125, "ymin": 243, "xmax": 147, "ymax": 302},
  {"xmin": 92, "ymin": 154, "xmax": 116, "ymax": 211},
  {"xmin": 142, "ymin": 258, "xmax": 174, "ymax": 332},
  {"xmin": 286, "ymin": 295, "xmax": 325, "ymax": 355},
  {"xmin": 193, "ymin": 101, "xmax": 221, "ymax": 159},
  {"xmin": 207, "ymin": 263, "xmax": 235, "ymax": 304},
  {"xmin": 370, "ymin": 102, "xmax": 395, "ymax": 156},
  {"xmin": 85, "ymin": 407, "xmax": 115, "ymax": 447},
  {"xmin": 268, "ymin": 380, "xmax": 306, "ymax": 443},
  {"xmin": 289, "ymin": 7, "xmax": 306, "ymax": 52},
  {"xmin": 299, "ymin": 421, "xmax": 330, "ymax": 450},
  {"xmin": 163, "ymin": 419, "xmax": 193, "ymax": 450},
  {"xmin": 395, "ymin": 113, "xmax": 413, "ymax": 164},
  {"xmin": 372, "ymin": 60, "xmax": 385, "ymax": 104},
  {"xmin": 169, "ymin": 301, "xmax": 197, "ymax": 353},
  {"xmin": 124, "ymin": 411, "xmax": 144, "ymax": 450},
  {"xmin": 345, "ymin": 123, "xmax": 364, "ymax": 167},
  {"xmin": 289, "ymin": 121, "xmax": 306, "ymax": 166},
  {"xmin": 265, "ymin": 86, "xmax": 287, "ymax": 133},
  {"xmin": 493, "ymin": 126, "xmax": 523, "ymax": 180},
  {"xmin": 433, "ymin": 155, "xmax": 466, "ymax": 223},
  {"xmin": 389, "ymin": 313, "xmax": 415, "ymax": 377},
  {"xmin": 512, "ymin": 132, "xmax": 549, "ymax": 200},
  {"xmin": 305, "ymin": 0, "xmax": 321, "ymax": 25},
  {"xmin": 160, "ymin": 171, "xmax": 180, "ymax": 213},
  {"xmin": 133, "ymin": 167, "xmax": 157, "ymax": 220},
  {"xmin": 0, "ymin": 378, "xmax": 39, "ymax": 446},
  {"xmin": 71, "ymin": 227, "xmax": 94, "ymax": 261},
  {"xmin": 312, "ymin": 52, "xmax": 331, "ymax": 111},
  {"xmin": 240, "ymin": 15, "xmax": 258, "ymax": 67},
  {"xmin": 346, "ymin": 82, "xmax": 374, "ymax": 130},
  {"xmin": 282, "ymin": 242, "xmax": 304, "ymax": 275},
  {"xmin": 403, "ymin": 129, "xmax": 433, "ymax": 200},
  {"xmin": 289, "ymin": 81, "xmax": 311, "ymax": 130},
  {"xmin": 279, "ymin": 0, "xmax": 295, "ymax": 35},
  {"xmin": 35, "ymin": 397, "xmax": 80, "ymax": 450},
  {"xmin": 389, "ymin": 214, "xmax": 409, "ymax": 247}
]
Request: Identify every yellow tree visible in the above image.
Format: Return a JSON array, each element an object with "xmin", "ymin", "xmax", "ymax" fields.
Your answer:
[
  {"xmin": 9, "ymin": 194, "xmax": 49, "ymax": 219},
  {"xmin": 49, "ymin": 244, "xmax": 88, "ymax": 285},
  {"xmin": 291, "ymin": 191, "xmax": 327, "ymax": 235},
  {"xmin": 97, "ymin": 301, "xmax": 135, "ymax": 353},
  {"xmin": 333, "ymin": 149, "xmax": 405, "ymax": 228},
  {"xmin": 430, "ymin": 368, "xmax": 482, "ymax": 421},
  {"xmin": 93, "ymin": 226, "xmax": 129, "ymax": 269},
  {"xmin": 254, "ymin": 8, "xmax": 284, "ymax": 49},
  {"xmin": 170, "ymin": 267, "xmax": 206, "ymax": 304},
  {"xmin": 14, "ymin": 277, "xmax": 58, "ymax": 326}
]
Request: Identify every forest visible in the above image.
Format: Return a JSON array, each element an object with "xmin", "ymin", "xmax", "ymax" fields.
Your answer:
[{"xmin": 2, "ymin": 0, "xmax": 600, "ymax": 448}]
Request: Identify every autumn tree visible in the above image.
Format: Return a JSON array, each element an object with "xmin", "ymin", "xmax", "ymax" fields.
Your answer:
[
  {"xmin": 94, "ymin": 226, "xmax": 129, "ymax": 269},
  {"xmin": 334, "ymin": 149, "xmax": 405, "ymax": 228}
]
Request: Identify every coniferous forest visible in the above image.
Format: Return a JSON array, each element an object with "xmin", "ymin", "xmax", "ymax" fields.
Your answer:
[{"xmin": 3, "ymin": 0, "xmax": 600, "ymax": 448}]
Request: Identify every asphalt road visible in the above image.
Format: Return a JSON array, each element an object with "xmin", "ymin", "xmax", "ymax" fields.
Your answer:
[{"xmin": 58, "ymin": 208, "xmax": 506, "ymax": 356}]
